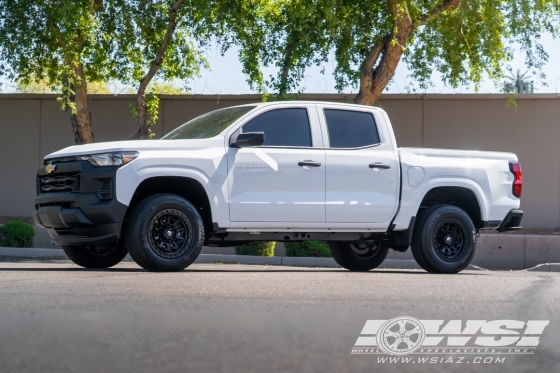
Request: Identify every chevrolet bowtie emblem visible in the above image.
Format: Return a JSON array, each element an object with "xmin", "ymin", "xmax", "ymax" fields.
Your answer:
[{"xmin": 45, "ymin": 164, "xmax": 56, "ymax": 174}]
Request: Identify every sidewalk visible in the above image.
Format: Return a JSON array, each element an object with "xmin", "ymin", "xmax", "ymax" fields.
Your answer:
[
  {"xmin": 2, "ymin": 246, "xmax": 559, "ymax": 272},
  {"xmin": 0, "ymin": 247, "xmax": 423, "ymax": 270}
]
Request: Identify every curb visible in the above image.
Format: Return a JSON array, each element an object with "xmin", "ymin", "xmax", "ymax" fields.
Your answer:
[
  {"xmin": 0, "ymin": 247, "xmax": 558, "ymax": 271},
  {"xmin": 0, "ymin": 248, "xmax": 486, "ymax": 271}
]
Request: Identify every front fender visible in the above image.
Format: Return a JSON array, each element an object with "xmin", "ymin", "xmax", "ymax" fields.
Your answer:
[{"xmin": 116, "ymin": 164, "xmax": 230, "ymax": 227}]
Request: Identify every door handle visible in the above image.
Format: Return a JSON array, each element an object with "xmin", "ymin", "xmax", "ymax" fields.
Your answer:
[
  {"xmin": 298, "ymin": 160, "xmax": 322, "ymax": 167},
  {"xmin": 369, "ymin": 162, "xmax": 391, "ymax": 169}
]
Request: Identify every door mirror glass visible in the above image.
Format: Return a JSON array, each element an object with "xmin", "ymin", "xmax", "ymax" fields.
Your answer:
[{"xmin": 231, "ymin": 132, "xmax": 265, "ymax": 148}]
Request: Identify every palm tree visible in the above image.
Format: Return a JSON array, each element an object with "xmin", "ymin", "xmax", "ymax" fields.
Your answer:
[{"xmin": 503, "ymin": 69, "xmax": 534, "ymax": 93}]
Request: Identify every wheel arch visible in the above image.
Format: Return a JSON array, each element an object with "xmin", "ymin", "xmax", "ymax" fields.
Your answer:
[
  {"xmin": 417, "ymin": 186, "xmax": 484, "ymax": 229},
  {"xmin": 123, "ymin": 176, "xmax": 214, "ymax": 237}
]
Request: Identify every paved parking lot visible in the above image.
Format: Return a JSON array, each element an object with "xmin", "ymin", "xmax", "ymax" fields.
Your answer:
[{"xmin": 0, "ymin": 258, "xmax": 559, "ymax": 373}]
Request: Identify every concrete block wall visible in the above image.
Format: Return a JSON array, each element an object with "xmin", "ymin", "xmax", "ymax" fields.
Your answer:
[{"xmin": 1, "ymin": 93, "xmax": 560, "ymax": 228}]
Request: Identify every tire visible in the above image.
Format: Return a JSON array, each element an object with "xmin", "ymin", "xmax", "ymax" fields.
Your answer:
[
  {"xmin": 329, "ymin": 241, "xmax": 389, "ymax": 271},
  {"xmin": 411, "ymin": 204, "xmax": 477, "ymax": 274},
  {"xmin": 62, "ymin": 245, "xmax": 128, "ymax": 269},
  {"xmin": 125, "ymin": 194, "xmax": 204, "ymax": 272}
]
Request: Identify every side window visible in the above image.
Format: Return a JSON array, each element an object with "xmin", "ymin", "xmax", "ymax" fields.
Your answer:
[
  {"xmin": 242, "ymin": 108, "xmax": 312, "ymax": 147},
  {"xmin": 324, "ymin": 109, "xmax": 380, "ymax": 148}
]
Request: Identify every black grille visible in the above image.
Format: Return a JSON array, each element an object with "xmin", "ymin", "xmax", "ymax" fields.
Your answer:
[
  {"xmin": 39, "ymin": 172, "xmax": 81, "ymax": 193},
  {"xmin": 54, "ymin": 228, "xmax": 74, "ymax": 236},
  {"xmin": 36, "ymin": 202, "xmax": 73, "ymax": 209},
  {"xmin": 97, "ymin": 180, "xmax": 113, "ymax": 200}
]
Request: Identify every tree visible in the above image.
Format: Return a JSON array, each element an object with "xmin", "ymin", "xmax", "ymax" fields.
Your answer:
[
  {"xmin": 0, "ymin": 0, "xmax": 207, "ymax": 143},
  {"xmin": 332, "ymin": 0, "xmax": 560, "ymax": 105},
  {"xmin": 0, "ymin": 0, "xmax": 118, "ymax": 144},
  {"xmin": 503, "ymin": 69, "xmax": 535, "ymax": 93},
  {"xmin": 109, "ymin": 0, "xmax": 208, "ymax": 139},
  {"xmin": 226, "ymin": 0, "xmax": 559, "ymax": 105},
  {"xmin": 215, "ymin": 0, "xmax": 336, "ymax": 99}
]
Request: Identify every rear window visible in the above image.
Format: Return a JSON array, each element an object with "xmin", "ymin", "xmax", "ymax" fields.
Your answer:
[{"xmin": 324, "ymin": 109, "xmax": 380, "ymax": 148}]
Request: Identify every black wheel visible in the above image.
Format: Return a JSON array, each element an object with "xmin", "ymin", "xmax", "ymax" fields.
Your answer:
[
  {"xmin": 125, "ymin": 194, "xmax": 204, "ymax": 272},
  {"xmin": 329, "ymin": 241, "xmax": 389, "ymax": 271},
  {"xmin": 410, "ymin": 205, "xmax": 476, "ymax": 274},
  {"xmin": 62, "ymin": 245, "xmax": 128, "ymax": 269}
]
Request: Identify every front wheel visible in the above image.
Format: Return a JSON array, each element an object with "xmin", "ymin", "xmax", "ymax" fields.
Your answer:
[
  {"xmin": 410, "ymin": 205, "xmax": 477, "ymax": 274},
  {"xmin": 125, "ymin": 194, "xmax": 204, "ymax": 272},
  {"xmin": 329, "ymin": 241, "xmax": 389, "ymax": 271},
  {"xmin": 62, "ymin": 245, "xmax": 128, "ymax": 269}
]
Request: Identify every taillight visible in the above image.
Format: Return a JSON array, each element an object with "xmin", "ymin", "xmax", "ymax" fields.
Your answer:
[{"xmin": 510, "ymin": 163, "xmax": 522, "ymax": 198}]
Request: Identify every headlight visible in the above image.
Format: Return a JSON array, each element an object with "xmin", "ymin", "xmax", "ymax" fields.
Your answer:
[{"xmin": 80, "ymin": 152, "xmax": 139, "ymax": 167}]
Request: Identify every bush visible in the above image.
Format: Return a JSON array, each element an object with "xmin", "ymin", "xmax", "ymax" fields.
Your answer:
[
  {"xmin": 285, "ymin": 241, "xmax": 331, "ymax": 257},
  {"xmin": 234, "ymin": 241, "xmax": 276, "ymax": 256},
  {"xmin": 0, "ymin": 220, "xmax": 35, "ymax": 247}
]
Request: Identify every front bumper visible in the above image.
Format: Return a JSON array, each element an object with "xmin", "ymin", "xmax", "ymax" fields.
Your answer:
[{"xmin": 33, "ymin": 161, "xmax": 128, "ymax": 247}]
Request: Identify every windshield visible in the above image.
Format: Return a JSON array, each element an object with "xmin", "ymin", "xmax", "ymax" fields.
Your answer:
[{"xmin": 162, "ymin": 106, "xmax": 256, "ymax": 140}]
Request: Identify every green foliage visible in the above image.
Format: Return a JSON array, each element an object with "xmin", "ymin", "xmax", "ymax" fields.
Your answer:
[
  {"xmin": 333, "ymin": 0, "xmax": 560, "ymax": 94},
  {"xmin": 285, "ymin": 241, "xmax": 331, "ymax": 257},
  {"xmin": 108, "ymin": 0, "xmax": 208, "ymax": 86},
  {"xmin": 0, "ymin": 0, "xmax": 120, "ymax": 111},
  {"xmin": 0, "ymin": 221, "xmax": 35, "ymax": 248},
  {"xmin": 217, "ymin": 0, "xmax": 560, "ymax": 100},
  {"xmin": 0, "ymin": 0, "xmax": 208, "ymax": 139},
  {"xmin": 108, "ymin": 0, "xmax": 209, "ymax": 137},
  {"xmin": 215, "ymin": 0, "xmax": 337, "ymax": 96},
  {"xmin": 234, "ymin": 241, "xmax": 276, "ymax": 256}
]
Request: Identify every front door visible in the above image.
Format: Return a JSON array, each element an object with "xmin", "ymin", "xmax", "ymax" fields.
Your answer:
[{"xmin": 227, "ymin": 106, "xmax": 326, "ymax": 223}]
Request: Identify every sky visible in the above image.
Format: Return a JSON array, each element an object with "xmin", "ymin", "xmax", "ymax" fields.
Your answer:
[
  {"xmin": 1, "ymin": 33, "xmax": 559, "ymax": 95},
  {"xmin": 189, "ymin": 32, "xmax": 560, "ymax": 96}
]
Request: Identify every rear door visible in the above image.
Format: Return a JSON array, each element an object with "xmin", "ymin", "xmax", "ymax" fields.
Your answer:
[
  {"xmin": 319, "ymin": 105, "xmax": 399, "ymax": 224},
  {"xmin": 227, "ymin": 105, "xmax": 326, "ymax": 223}
]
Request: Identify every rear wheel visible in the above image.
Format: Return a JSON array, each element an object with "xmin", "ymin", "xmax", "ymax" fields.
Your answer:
[
  {"xmin": 125, "ymin": 194, "xmax": 204, "ymax": 272},
  {"xmin": 62, "ymin": 245, "xmax": 128, "ymax": 269},
  {"xmin": 329, "ymin": 241, "xmax": 389, "ymax": 271},
  {"xmin": 411, "ymin": 204, "xmax": 476, "ymax": 274}
]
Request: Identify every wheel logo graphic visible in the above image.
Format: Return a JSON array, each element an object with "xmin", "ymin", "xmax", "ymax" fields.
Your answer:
[{"xmin": 376, "ymin": 317, "xmax": 425, "ymax": 355}]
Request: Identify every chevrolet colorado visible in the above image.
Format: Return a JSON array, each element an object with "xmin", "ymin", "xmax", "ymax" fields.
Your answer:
[{"xmin": 34, "ymin": 101, "xmax": 523, "ymax": 273}]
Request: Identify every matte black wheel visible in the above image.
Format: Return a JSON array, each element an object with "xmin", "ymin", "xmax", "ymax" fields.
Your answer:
[
  {"xmin": 125, "ymin": 194, "xmax": 204, "ymax": 272},
  {"xmin": 411, "ymin": 205, "xmax": 476, "ymax": 274},
  {"xmin": 62, "ymin": 245, "xmax": 128, "ymax": 269},
  {"xmin": 329, "ymin": 241, "xmax": 389, "ymax": 271}
]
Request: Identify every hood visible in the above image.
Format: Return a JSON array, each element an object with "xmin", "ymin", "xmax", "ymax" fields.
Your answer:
[{"xmin": 45, "ymin": 138, "xmax": 225, "ymax": 160}]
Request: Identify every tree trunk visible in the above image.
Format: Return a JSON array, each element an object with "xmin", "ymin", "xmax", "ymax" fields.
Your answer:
[
  {"xmin": 132, "ymin": 0, "xmax": 184, "ymax": 140},
  {"xmin": 132, "ymin": 90, "xmax": 150, "ymax": 140},
  {"xmin": 277, "ymin": 40, "xmax": 295, "ymax": 99},
  {"xmin": 63, "ymin": 65, "xmax": 93, "ymax": 145},
  {"xmin": 354, "ymin": 0, "xmax": 461, "ymax": 106},
  {"xmin": 354, "ymin": 1, "xmax": 413, "ymax": 106},
  {"xmin": 73, "ymin": 63, "xmax": 94, "ymax": 144}
]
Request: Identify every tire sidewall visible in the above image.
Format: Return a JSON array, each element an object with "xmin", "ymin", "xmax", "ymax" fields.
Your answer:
[
  {"xmin": 62, "ymin": 245, "xmax": 128, "ymax": 269},
  {"xmin": 128, "ymin": 195, "xmax": 204, "ymax": 271},
  {"xmin": 329, "ymin": 241, "xmax": 389, "ymax": 271},
  {"xmin": 420, "ymin": 206, "xmax": 476, "ymax": 273}
]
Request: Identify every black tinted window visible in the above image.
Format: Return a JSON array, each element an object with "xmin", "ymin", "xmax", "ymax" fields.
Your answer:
[
  {"xmin": 324, "ymin": 109, "xmax": 380, "ymax": 148},
  {"xmin": 242, "ymin": 108, "xmax": 312, "ymax": 147}
]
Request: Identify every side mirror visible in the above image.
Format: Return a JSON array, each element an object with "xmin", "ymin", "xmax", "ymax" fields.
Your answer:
[{"xmin": 231, "ymin": 132, "xmax": 265, "ymax": 148}]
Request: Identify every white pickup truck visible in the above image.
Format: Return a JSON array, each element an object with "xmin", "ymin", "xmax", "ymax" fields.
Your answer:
[{"xmin": 34, "ymin": 101, "xmax": 523, "ymax": 273}]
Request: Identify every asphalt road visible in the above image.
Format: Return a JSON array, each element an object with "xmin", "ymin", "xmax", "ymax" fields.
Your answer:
[{"xmin": 0, "ymin": 258, "xmax": 559, "ymax": 373}]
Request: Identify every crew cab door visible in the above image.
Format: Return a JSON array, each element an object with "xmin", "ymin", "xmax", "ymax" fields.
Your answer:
[
  {"xmin": 227, "ymin": 105, "xmax": 326, "ymax": 223},
  {"xmin": 318, "ymin": 105, "xmax": 399, "ymax": 224}
]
